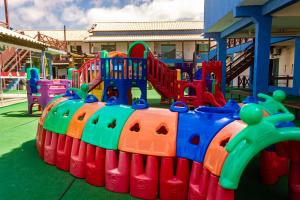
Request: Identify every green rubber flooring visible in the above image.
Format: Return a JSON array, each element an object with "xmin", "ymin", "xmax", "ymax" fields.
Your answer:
[{"xmin": 0, "ymin": 89, "xmax": 292, "ymax": 199}]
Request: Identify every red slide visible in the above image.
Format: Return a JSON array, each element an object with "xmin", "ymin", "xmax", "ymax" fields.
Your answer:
[{"xmin": 129, "ymin": 42, "xmax": 226, "ymax": 107}]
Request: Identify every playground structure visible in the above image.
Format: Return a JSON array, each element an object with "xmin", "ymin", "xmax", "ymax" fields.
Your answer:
[
  {"xmin": 71, "ymin": 41, "xmax": 226, "ymax": 107},
  {"xmin": 35, "ymin": 88, "xmax": 300, "ymax": 200},
  {"xmin": 26, "ymin": 68, "xmax": 69, "ymax": 114}
]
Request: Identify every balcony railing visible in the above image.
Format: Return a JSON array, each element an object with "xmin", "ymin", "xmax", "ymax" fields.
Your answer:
[
  {"xmin": 35, "ymin": 32, "xmax": 67, "ymax": 51},
  {"xmin": 269, "ymin": 75, "xmax": 294, "ymax": 88}
]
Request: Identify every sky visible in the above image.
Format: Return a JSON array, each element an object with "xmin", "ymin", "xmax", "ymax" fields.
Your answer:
[{"xmin": 0, "ymin": 0, "xmax": 204, "ymax": 30}]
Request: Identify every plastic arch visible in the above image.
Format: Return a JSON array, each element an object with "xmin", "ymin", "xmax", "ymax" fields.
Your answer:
[
  {"xmin": 220, "ymin": 103, "xmax": 300, "ymax": 190},
  {"xmin": 127, "ymin": 41, "xmax": 150, "ymax": 58}
]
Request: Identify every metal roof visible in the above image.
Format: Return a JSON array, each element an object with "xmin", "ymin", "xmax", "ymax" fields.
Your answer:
[
  {"xmin": 0, "ymin": 27, "xmax": 47, "ymax": 50},
  {"xmin": 89, "ymin": 21, "xmax": 204, "ymax": 32},
  {"xmin": 85, "ymin": 34, "xmax": 204, "ymax": 42},
  {"xmin": 23, "ymin": 30, "xmax": 90, "ymax": 41}
]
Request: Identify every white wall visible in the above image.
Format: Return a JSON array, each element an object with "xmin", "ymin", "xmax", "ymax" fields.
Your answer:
[
  {"xmin": 231, "ymin": 42, "xmax": 296, "ymax": 88},
  {"xmin": 116, "ymin": 42, "xmax": 128, "ymax": 53},
  {"xmin": 271, "ymin": 44, "xmax": 295, "ymax": 87},
  {"xmin": 67, "ymin": 41, "xmax": 90, "ymax": 54},
  {"xmin": 183, "ymin": 41, "xmax": 195, "ymax": 61}
]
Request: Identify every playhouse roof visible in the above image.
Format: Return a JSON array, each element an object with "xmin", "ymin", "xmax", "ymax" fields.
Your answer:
[{"xmin": 0, "ymin": 27, "xmax": 47, "ymax": 50}]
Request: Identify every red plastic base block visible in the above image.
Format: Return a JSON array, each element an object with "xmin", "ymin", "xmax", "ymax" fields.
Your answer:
[
  {"xmin": 36, "ymin": 124, "xmax": 46, "ymax": 159},
  {"xmin": 130, "ymin": 154, "xmax": 159, "ymax": 200},
  {"xmin": 160, "ymin": 157, "xmax": 190, "ymax": 200},
  {"xmin": 69, "ymin": 139, "xmax": 87, "ymax": 178},
  {"xmin": 56, "ymin": 135, "xmax": 73, "ymax": 171},
  {"xmin": 44, "ymin": 131, "xmax": 58, "ymax": 165},
  {"xmin": 188, "ymin": 162, "xmax": 233, "ymax": 200},
  {"xmin": 215, "ymin": 183, "xmax": 234, "ymax": 200},
  {"xmin": 188, "ymin": 162, "xmax": 210, "ymax": 200},
  {"xmin": 289, "ymin": 161, "xmax": 300, "ymax": 200},
  {"xmin": 105, "ymin": 150, "xmax": 130, "ymax": 193},
  {"xmin": 86, "ymin": 145, "xmax": 106, "ymax": 187},
  {"xmin": 260, "ymin": 150, "xmax": 289, "ymax": 184}
]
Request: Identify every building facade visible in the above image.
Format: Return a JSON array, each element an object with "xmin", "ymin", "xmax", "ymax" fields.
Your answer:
[
  {"xmin": 204, "ymin": 0, "xmax": 300, "ymax": 96},
  {"xmin": 24, "ymin": 21, "xmax": 208, "ymax": 69}
]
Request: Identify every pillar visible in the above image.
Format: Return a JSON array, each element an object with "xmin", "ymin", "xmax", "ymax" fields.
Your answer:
[
  {"xmin": 293, "ymin": 38, "xmax": 300, "ymax": 95},
  {"xmin": 46, "ymin": 54, "xmax": 53, "ymax": 80},
  {"xmin": 249, "ymin": 64, "xmax": 254, "ymax": 89},
  {"xmin": 252, "ymin": 15, "xmax": 272, "ymax": 96},
  {"xmin": 216, "ymin": 36, "xmax": 227, "ymax": 93},
  {"xmin": 41, "ymin": 51, "xmax": 46, "ymax": 79}
]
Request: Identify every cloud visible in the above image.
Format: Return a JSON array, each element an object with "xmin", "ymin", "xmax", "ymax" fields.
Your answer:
[
  {"xmin": 3, "ymin": 0, "xmax": 204, "ymax": 30},
  {"xmin": 87, "ymin": 0, "xmax": 203, "ymax": 22}
]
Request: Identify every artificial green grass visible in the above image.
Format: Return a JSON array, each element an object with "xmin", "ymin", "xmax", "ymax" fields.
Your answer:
[{"xmin": 0, "ymin": 91, "xmax": 294, "ymax": 199}]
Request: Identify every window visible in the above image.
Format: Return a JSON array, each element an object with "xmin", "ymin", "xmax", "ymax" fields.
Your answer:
[
  {"xmin": 70, "ymin": 45, "xmax": 82, "ymax": 54},
  {"xmin": 196, "ymin": 43, "xmax": 209, "ymax": 53},
  {"xmin": 161, "ymin": 44, "xmax": 176, "ymax": 59},
  {"xmin": 92, "ymin": 46, "xmax": 101, "ymax": 53},
  {"xmin": 101, "ymin": 44, "xmax": 116, "ymax": 52}
]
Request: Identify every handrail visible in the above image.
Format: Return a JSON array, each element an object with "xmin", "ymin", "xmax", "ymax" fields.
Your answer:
[
  {"xmin": 226, "ymin": 44, "xmax": 254, "ymax": 71},
  {"xmin": 2, "ymin": 49, "xmax": 29, "ymax": 72}
]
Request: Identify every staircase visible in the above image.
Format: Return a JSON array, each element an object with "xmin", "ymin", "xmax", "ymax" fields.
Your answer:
[
  {"xmin": 226, "ymin": 44, "xmax": 254, "ymax": 84},
  {"xmin": 1, "ymin": 48, "xmax": 29, "ymax": 72}
]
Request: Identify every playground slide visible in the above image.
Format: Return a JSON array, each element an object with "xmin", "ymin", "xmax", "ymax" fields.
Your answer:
[
  {"xmin": 72, "ymin": 51, "xmax": 127, "ymax": 99},
  {"xmin": 73, "ymin": 41, "xmax": 226, "ymax": 107},
  {"xmin": 128, "ymin": 41, "xmax": 226, "ymax": 107}
]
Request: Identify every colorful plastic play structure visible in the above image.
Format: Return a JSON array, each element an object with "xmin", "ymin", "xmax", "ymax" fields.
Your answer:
[
  {"xmin": 26, "ymin": 68, "xmax": 69, "ymax": 114},
  {"xmin": 71, "ymin": 41, "xmax": 226, "ymax": 107},
  {"xmin": 35, "ymin": 85, "xmax": 300, "ymax": 199}
]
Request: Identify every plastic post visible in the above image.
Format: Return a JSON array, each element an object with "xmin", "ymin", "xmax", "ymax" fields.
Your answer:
[
  {"xmin": 289, "ymin": 161, "xmax": 300, "ymax": 200},
  {"xmin": 215, "ymin": 184, "xmax": 234, "ymax": 200},
  {"xmin": 160, "ymin": 157, "xmax": 190, "ymax": 200},
  {"xmin": 36, "ymin": 124, "xmax": 46, "ymax": 159},
  {"xmin": 86, "ymin": 144, "xmax": 106, "ymax": 187},
  {"xmin": 188, "ymin": 161, "xmax": 204, "ymax": 200},
  {"xmin": 105, "ymin": 150, "xmax": 131, "ymax": 193},
  {"xmin": 69, "ymin": 139, "xmax": 87, "ymax": 178},
  {"xmin": 55, "ymin": 135, "xmax": 73, "ymax": 171},
  {"xmin": 206, "ymin": 173, "xmax": 219, "ymax": 200},
  {"xmin": 43, "ymin": 131, "xmax": 58, "ymax": 165},
  {"xmin": 130, "ymin": 154, "xmax": 159, "ymax": 199},
  {"xmin": 259, "ymin": 150, "xmax": 288, "ymax": 184}
]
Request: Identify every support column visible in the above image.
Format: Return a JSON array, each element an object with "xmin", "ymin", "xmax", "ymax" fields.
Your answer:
[
  {"xmin": 46, "ymin": 54, "xmax": 53, "ymax": 80},
  {"xmin": 41, "ymin": 51, "xmax": 46, "ymax": 79},
  {"xmin": 217, "ymin": 37, "xmax": 227, "ymax": 93},
  {"xmin": 249, "ymin": 64, "xmax": 254, "ymax": 89},
  {"xmin": 293, "ymin": 38, "xmax": 300, "ymax": 95},
  {"xmin": 252, "ymin": 16, "xmax": 272, "ymax": 96}
]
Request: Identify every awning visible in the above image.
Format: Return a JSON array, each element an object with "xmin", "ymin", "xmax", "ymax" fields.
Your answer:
[{"xmin": 0, "ymin": 27, "xmax": 48, "ymax": 51}]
